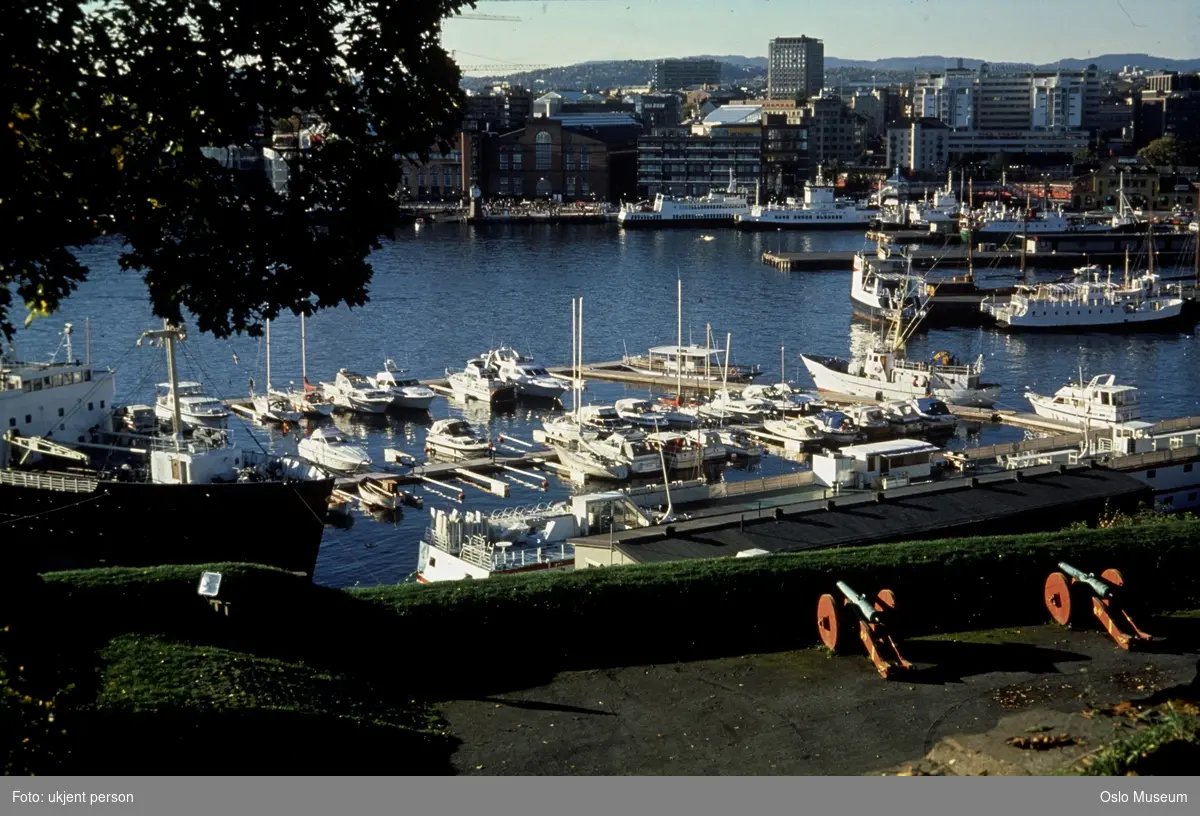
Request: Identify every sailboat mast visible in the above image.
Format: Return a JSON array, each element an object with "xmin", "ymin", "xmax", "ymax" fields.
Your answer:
[
  {"xmin": 1147, "ymin": 225, "xmax": 1155, "ymax": 277},
  {"xmin": 163, "ymin": 322, "xmax": 183, "ymax": 444},
  {"xmin": 781, "ymin": 345, "xmax": 785, "ymax": 384},
  {"xmin": 300, "ymin": 313, "xmax": 307, "ymax": 385},
  {"xmin": 676, "ymin": 277, "xmax": 682, "ymax": 399},
  {"xmin": 265, "ymin": 318, "xmax": 272, "ymax": 392}
]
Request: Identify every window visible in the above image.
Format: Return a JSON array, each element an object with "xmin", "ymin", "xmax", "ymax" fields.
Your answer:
[
  {"xmin": 512, "ymin": 175, "xmax": 523, "ymax": 197},
  {"xmin": 565, "ymin": 152, "xmax": 575, "ymax": 170},
  {"xmin": 1147, "ymin": 469, "xmax": 1157, "ymax": 479},
  {"xmin": 499, "ymin": 176, "xmax": 510, "ymax": 193},
  {"xmin": 566, "ymin": 176, "xmax": 576, "ymax": 196},
  {"xmin": 443, "ymin": 167, "xmax": 453, "ymax": 189},
  {"xmin": 582, "ymin": 181, "xmax": 589, "ymax": 195},
  {"xmin": 100, "ymin": 400, "xmax": 105, "ymax": 409},
  {"xmin": 58, "ymin": 407, "xmax": 64, "ymax": 417},
  {"xmin": 535, "ymin": 131, "xmax": 552, "ymax": 170},
  {"xmin": 6, "ymin": 418, "xmax": 13, "ymax": 427},
  {"xmin": 24, "ymin": 414, "xmax": 31, "ymax": 424},
  {"xmin": 88, "ymin": 402, "xmax": 93, "ymax": 411},
  {"xmin": 428, "ymin": 557, "xmax": 437, "ymax": 568},
  {"xmin": 1185, "ymin": 463, "xmax": 1194, "ymax": 473},
  {"xmin": 417, "ymin": 171, "xmax": 425, "ymax": 188},
  {"xmin": 1189, "ymin": 492, "xmax": 1198, "ymax": 503},
  {"xmin": 512, "ymin": 150, "xmax": 522, "ymax": 169},
  {"xmin": 580, "ymin": 148, "xmax": 589, "ymax": 170},
  {"xmin": 499, "ymin": 148, "xmax": 509, "ymax": 170}
]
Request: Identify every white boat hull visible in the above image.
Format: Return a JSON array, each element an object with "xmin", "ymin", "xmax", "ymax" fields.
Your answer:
[
  {"xmin": 297, "ymin": 443, "xmax": 370, "ymax": 474},
  {"xmin": 426, "ymin": 437, "xmax": 491, "ymax": 459},
  {"xmin": 1026, "ymin": 396, "xmax": 1120, "ymax": 428},
  {"xmin": 985, "ymin": 297, "xmax": 1185, "ymax": 331},
  {"xmin": 802, "ymin": 355, "xmax": 1000, "ymax": 408},
  {"xmin": 155, "ymin": 405, "xmax": 229, "ymax": 430},
  {"xmin": 515, "ymin": 381, "xmax": 570, "ymax": 400},
  {"xmin": 554, "ymin": 445, "xmax": 630, "ymax": 480},
  {"xmin": 391, "ymin": 393, "xmax": 436, "ymax": 411}
]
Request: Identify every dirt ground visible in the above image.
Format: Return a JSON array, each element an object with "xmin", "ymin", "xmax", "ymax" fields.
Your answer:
[{"xmin": 438, "ymin": 616, "xmax": 1200, "ymax": 775}]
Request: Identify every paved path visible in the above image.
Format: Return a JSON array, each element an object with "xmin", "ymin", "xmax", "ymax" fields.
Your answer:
[{"xmin": 438, "ymin": 617, "xmax": 1200, "ymax": 775}]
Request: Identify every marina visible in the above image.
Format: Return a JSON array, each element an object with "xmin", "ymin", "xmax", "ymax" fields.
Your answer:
[{"xmin": 5, "ymin": 222, "xmax": 1199, "ymax": 588}]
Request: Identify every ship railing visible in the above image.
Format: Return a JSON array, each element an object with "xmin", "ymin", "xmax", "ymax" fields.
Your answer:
[
  {"xmin": 893, "ymin": 358, "xmax": 980, "ymax": 377},
  {"xmin": 0, "ymin": 469, "xmax": 98, "ymax": 493}
]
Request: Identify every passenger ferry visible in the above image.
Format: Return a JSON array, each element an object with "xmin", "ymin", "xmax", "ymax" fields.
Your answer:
[
  {"xmin": 617, "ymin": 171, "xmax": 750, "ymax": 227},
  {"xmin": 735, "ymin": 168, "xmax": 871, "ymax": 230}
]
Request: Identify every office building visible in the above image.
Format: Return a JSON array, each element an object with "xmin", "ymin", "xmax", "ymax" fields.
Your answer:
[
  {"xmin": 767, "ymin": 36, "xmax": 824, "ymax": 101},
  {"xmin": 651, "ymin": 59, "xmax": 722, "ymax": 91}
]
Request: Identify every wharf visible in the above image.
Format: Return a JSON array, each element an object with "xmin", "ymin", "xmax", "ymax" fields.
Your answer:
[{"xmin": 761, "ymin": 247, "xmax": 1196, "ymax": 273}]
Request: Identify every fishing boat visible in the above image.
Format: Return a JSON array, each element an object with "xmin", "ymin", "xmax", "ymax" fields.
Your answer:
[
  {"xmin": 1, "ymin": 322, "xmax": 334, "ymax": 576},
  {"xmin": 154, "ymin": 381, "xmax": 230, "ymax": 430},
  {"xmin": 371, "ymin": 360, "xmax": 436, "ymax": 411},
  {"xmin": 447, "ymin": 359, "xmax": 519, "ymax": 405},
  {"xmin": 297, "ymin": 426, "xmax": 371, "ymax": 473},
  {"xmin": 358, "ymin": 476, "xmax": 423, "ymax": 513},
  {"xmin": 322, "ymin": 369, "xmax": 393, "ymax": 414},
  {"xmin": 483, "ymin": 347, "xmax": 570, "ymax": 401},
  {"xmin": 1025, "ymin": 373, "xmax": 1140, "ymax": 428},
  {"xmin": 425, "ymin": 418, "xmax": 493, "ymax": 459},
  {"xmin": 809, "ymin": 411, "xmax": 860, "ymax": 445}
]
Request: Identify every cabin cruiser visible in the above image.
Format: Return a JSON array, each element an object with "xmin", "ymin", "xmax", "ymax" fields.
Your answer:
[
  {"xmin": 617, "ymin": 170, "xmax": 750, "ymax": 227},
  {"xmin": 643, "ymin": 431, "xmax": 701, "ymax": 471},
  {"xmin": 980, "ymin": 270, "xmax": 1185, "ymax": 332},
  {"xmin": 761, "ymin": 416, "xmax": 823, "ymax": 447},
  {"xmin": 914, "ymin": 397, "xmax": 958, "ymax": 434},
  {"xmin": 742, "ymin": 383, "xmax": 823, "ymax": 416},
  {"xmin": 1025, "ymin": 374, "xmax": 1140, "ymax": 428},
  {"xmin": 846, "ymin": 405, "xmax": 891, "ymax": 440},
  {"xmin": 114, "ymin": 404, "xmax": 157, "ymax": 434},
  {"xmin": 614, "ymin": 398, "xmax": 696, "ymax": 430},
  {"xmin": 275, "ymin": 382, "xmax": 336, "ymax": 418},
  {"xmin": 322, "ymin": 369, "xmax": 394, "ymax": 414},
  {"xmin": 712, "ymin": 428, "xmax": 765, "ymax": 459},
  {"xmin": 552, "ymin": 437, "xmax": 631, "ymax": 481},
  {"xmin": 735, "ymin": 167, "xmax": 871, "ymax": 230},
  {"xmin": 358, "ymin": 476, "xmax": 423, "ymax": 514},
  {"xmin": 586, "ymin": 430, "xmax": 664, "ymax": 476},
  {"xmin": 370, "ymin": 361, "xmax": 436, "ymax": 411},
  {"xmin": 697, "ymin": 389, "xmax": 774, "ymax": 424},
  {"xmin": 297, "ymin": 426, "xmax": 371, "ymax": 474},
  {"xmin": 425, "ymin": 418, "xmax": 493, "ymax": 459},
  {"xmin": 251, "ymin": 391, "xmax": 303, "ymax": 424},
  {"xmin": 622, "ymin": 343, "xmax": 761, "ymax": 384},
  {"xmin": 447, "ymin": 359, "xmax": 519, "ymax": 405},
  {"xmin": 155, "ymin": 381, "xmax": 230, "ymax": 430},
  {"xmin": 882, "ymin": 400, "xmax": 927, "ymax": 434},
  {"xmin": 809, "ymin": 411, "xmax": 859, "ymax": 445},
  {"xmin": 684, "ymin": 429, "xmax": 729, "ymax": 463},
  {"xmin": 483, "ymin": 347, "xmax": 570, "ymax": 401}
]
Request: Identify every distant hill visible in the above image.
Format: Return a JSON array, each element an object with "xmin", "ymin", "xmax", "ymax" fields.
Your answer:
[{"xmin": 461, "ymin": 53, "xmax": 1200, "ymax": 92}]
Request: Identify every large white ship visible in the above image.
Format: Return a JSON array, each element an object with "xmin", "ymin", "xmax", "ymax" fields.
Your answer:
[
  {"xmin": 735, "ymin": 168, "xmax": 871, "ymax": 230},
  {"xmin": 981, "ymin": 269, "xmax": 1185, "ymax": 332},
  {"xmin": 618, "ymin": 171, "xmax": 750, "ymax": 227},
  {"xmin": 1025, "ymin": 374, "xmax": 1140, "ymax": 428}
]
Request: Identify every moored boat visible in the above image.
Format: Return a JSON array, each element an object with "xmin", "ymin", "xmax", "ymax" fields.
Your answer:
[{"xmin": 1025, "ymin": 374, "xmax": 1140, "ymax": 428}]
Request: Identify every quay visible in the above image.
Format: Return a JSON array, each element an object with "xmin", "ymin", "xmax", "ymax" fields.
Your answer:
[{"xmin": 761, "ymin": 246, "xmax": 1196, "ymax": 273}]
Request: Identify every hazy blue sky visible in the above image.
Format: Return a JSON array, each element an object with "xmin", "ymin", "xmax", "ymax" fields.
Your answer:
[{"xmin": 443, "ymin": 0, "xmax": 1199, "ymax": 74}]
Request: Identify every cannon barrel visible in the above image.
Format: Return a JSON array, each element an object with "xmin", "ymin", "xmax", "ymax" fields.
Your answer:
[
  {"xmin": 836, "ymin": 580, "xmax": 879, "ymax": 623},
  {"xmin": 1057, "ymin": 561, "xmax": 1111, "ymax": 599}
]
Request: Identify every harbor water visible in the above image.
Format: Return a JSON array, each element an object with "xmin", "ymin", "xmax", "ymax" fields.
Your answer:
[{"xmin": 18, "ymin": 224, "xmax": 1200, "ymax": 587}]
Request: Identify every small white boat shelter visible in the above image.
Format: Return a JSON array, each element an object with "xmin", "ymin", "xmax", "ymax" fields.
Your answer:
[{"xmin": 814, "ymin": 438, "xmax": 942, "ymax": 490}]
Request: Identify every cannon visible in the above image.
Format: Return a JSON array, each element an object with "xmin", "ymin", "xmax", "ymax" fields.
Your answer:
[
  {"xmin": 817, "ymin": 581, "xmax": 912, "ymax": 679},
  {"xmin": 1044, "ymin": 562, "xmax": 1151, "ymax": 650}
]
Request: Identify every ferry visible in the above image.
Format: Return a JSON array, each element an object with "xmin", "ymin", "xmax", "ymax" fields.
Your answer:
[
  {"xmin": 735, "ymin": 168, "xmax": 871, "ymax": 230},
  {"xmin": 617, "ymin": 171, "xmax": 750, "ymax": 228}
]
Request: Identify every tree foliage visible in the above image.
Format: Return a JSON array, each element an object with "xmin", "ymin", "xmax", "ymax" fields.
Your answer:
[
  {"xmin": 1137, "ymin": 136, "xmax": 1200, "ymax": 168},
  {"xmin": 1, "ymin": 0, "xmax": 470, "ymax": 340}
]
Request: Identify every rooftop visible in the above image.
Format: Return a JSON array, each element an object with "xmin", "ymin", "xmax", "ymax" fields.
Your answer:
[
  {"xmin": 838, "ymin": 438, "xmax": 943, "ymax": 457},
  {"xmin": 702, "ymin": 105, "xmax": 764, "ymax": 126}
]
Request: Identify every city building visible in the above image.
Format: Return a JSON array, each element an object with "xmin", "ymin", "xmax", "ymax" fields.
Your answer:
[
  {"xmin": 1135, "ymin": 84, "xmax": 1200, "ymax": 148},
  {"xmin": 651, "ymin": 59, "xmax": 722, "ymax": 91},
  {"xmin": 1069, "ymin": 155, "xmax": 1197, "ymax": 211},
  {"xmin": 849, "ymin": 90, "xmax": 886, "ymax": 137},
  {"xmin": 533, "ymin": 91, "xmax": 607, "ymax": 118},
  {"xmin": 805, "ymin": 93, "xmax": 866, "ymax": 166},
  {"xmin": 625, "ymin": 93, "xmax": 683, "ymax": 128},
  {"xmin": 463, "ymin": 85, "xmax": 533, "ymax": 133},
  {"xmin": 1146, "ymin": 72, "xmax": 1200, "ymax": 94},
  {"xmin": 399, "ymin": 147, "xmax": 463, "ymax": 202},
  {"xmin": 885, "ymin": 118, "xmax": 949, "ymax": 172},
  {"xmin": 762, "ymin": 114, "xmax": 810, "ymax": 200},
  {"xmin": 767, "ymin": 36, "xmax": 824, "ymax": 101},
  {"xmin": 466, "ymin": 114, "xmax": 642, "ymax": 203}
]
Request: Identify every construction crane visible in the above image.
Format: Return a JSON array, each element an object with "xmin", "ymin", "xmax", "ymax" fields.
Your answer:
[
  {"xmin": 455, "ymin": 12, "xmax": 522, "ymax": 22},
  {"xmin": 457, "ymin": 63, "xmax": 548, "ymax": 72}
]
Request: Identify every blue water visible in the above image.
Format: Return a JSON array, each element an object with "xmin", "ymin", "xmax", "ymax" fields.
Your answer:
[{"xmin": 12, "ymin": 224, "xmax": 1200, "ymax": 586}]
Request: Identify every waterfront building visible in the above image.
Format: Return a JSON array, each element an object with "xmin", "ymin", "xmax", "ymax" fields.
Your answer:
[
  {"xmin": 399, "ymin": 147, "xmax": 463, "ymax": 202},
  {"xmin": 885, "ymin": 118, "xmax": 949, "ymax": 172},
  {"xmin": 651, "ymin": 59, "xmax": 722, "ymax": 91},
  {"xmin": 463, "ymin": 85, "xmax": 533, "ymax": 133},
  {"xmin": 767, "ymin": 35, "xmax": 824, "ymax": 101},
  {"xmin": 625, "ymin": 93, "xmax": 683, "ymax": 128}
]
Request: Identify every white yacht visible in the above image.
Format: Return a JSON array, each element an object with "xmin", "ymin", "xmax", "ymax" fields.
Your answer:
[
  {"xmin": 1025, "ymin": 374, "xmax": 1140, "ymax": 428},
  {"xmin": 809, "ymin": 411, "xmax": 859, "ymax": 445},
  {"xmin": 683, "ymin": 429, "xmax": 728, "ymax": 463},
  {"xmin": 483, "ymin": 347, "xmax": 569, "ymax": 401},
  {"xmin": 981, "ymin": 270, "xmax": 1185, "ymax": 332},
  {"xmin": 762, "ymin": 416, "xmax": 823, "ymax": 446},
  {"xmin": 742, "ymin": 383, "xmax": 826, "ymax": 416},
  {"xmin": 425, "ymin": 418, "xmax": 493, "ymax": 459},
  {"xmin": 846, "ymin": 404, "xmax": 891, "ymax": 440},
  {"xmin": 322, "ymin": 369, "xmax": 394, "ymax": 414},
  {"xmin": 447, "ymin": 359, "xmax": 518, "ymax": 405},
  {"xmin": 850, "ymin": 253, "xmax": 928, "ymax": 322},
  {"xmin": 553, "ymin": 437, "xmax": 631, "ymax": 481},
  {"xmin": 587, "ymin": 430, "xmax": 664, "ymax": 476},
  {"xmin": 622, "ymin": 343, "xmax": 762, "ymax": 384},
  {"xmin": 297, "ymin": 426, "xmax": 371, "ymax": 473},
  {"xmin": 697, "ymin": 389, "xmax": 773, "ymax": 424},
  {"xmin": 617, "ymin": 171, "xmax": 750, "ymax": 227},
  {"xmin": 155, "ymin": 381, "xmax": 230, "ymax": 430},
  {"xmin": 613, "ymin": 398, "xmax": 695, "ymax": 429},
  {"xmin": 643, "ymin": 431, "xmax": 701, "ymax": 472},
  {"xmin": 735, "ymin": 167, "xmax": 871, "ymax": 230},
  {"xmin": 371, "ymin": 360, "xmax": 436, "ymax": 411},
  {"xmin": 882, "ymin": 400, "xmax": 926, "ymax": 434},
  {"xmin": 273, "ymin": 314, "xmax": 335, "ymax": 417}
]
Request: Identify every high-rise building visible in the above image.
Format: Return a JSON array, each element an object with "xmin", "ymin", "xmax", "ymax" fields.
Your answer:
[
  {"xmin": 651, "ymin": 59, "xmax": 722, "ymax": 91},
  {"xmin": 767, "ymin": 36, "xmax": 824, "ymax": 101},
  {"xmin": 911, "ymin": 63, "xmax": 1103, "ymax": 132}
]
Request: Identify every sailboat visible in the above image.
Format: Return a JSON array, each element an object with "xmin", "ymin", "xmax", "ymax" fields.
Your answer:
[
  {"xmin": 275, "ymin": 314, "xmax": 336, "ymax": 417},
  {"xmin": 550, "ymin": 297, "xmax": 631, "ymax": 481},
  {"xmin": 251, "ymin": 320, "xmax": 303, "ymax": 423}
]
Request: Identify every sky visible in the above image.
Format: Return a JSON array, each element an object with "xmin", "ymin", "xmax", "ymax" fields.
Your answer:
[{"xmin": 442, "ymin": 0, "xmax": 1199, "ymax": 74}]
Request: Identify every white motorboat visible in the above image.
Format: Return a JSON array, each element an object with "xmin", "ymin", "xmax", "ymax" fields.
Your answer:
[
  {"xmin": 809, "ymin": 411, "xmax": 860, "ymax": 445},
  {"xmin": 484, "ymin": 347, "xmax": 569, "ymax": 401},
  {"xmin": 683, "ymin": 429, "xmax": 728, "ymax": 463},
  {"xmin": 846, "ymin": 404, "xmax": 891, "ymax": 440},
  {"xmin": 579, "ymin": 404, "xmax": 629, "ymax": 431},
  {"xmin": 761, "ymin": 417, "xmax": 823, "ymax": 446},
  {"xmin": 850, "ymin": 253, "xmax": 929, "ymax": 322},
  {"xmin": 425, "ymin": 418, "xmax": 493, "ymax": 459},
  {"xmin": 586, "ymin": 430, "xmax": 663, "ymax": 475},
  {"xmin": 358, "ymin": 476, "xmax": 423, "ymax": 513},
  {"xmin": 643, "ymin": 431, "xmax": 702, "ymax": 471},
  {"xmin": 447, "ymin": 359, "xmax": 518, "ymax": 405},
  {"xmin": 371, "ymin": 360, "xmax": 436, "ymax": 411},
  {"xmin": 613, "ymin": 397, "xmax": 694, "ymax": 429},
  {"xmin": 735, "ymin": 167, "xmax": 872, "ymax": 230},
  {"xmin": 114, "ymin": 403, "xmax": 157, "ymax": 434},
  {"xmin": 155, "ymin": 381, "xmax": 230, "ymax": 430},
  {"xmin": 554, "ymin": 438, "xmax": 632, "ymax": 481},
  {"xmin": 1025, "ymin": 374, "xmax": 1140, "ymax": 429},
  {"xmin": 882, "ymin": 400, "xmax": 926, "ymax": 434},
  {"xmin": 742, "ymin": 383, "xmax": 826, "ymax": 416},
  {"xmin": 913, "ymin": 397, "xmax": 958, "ymax": 434},
  {"xmin": 322, "ymin": 369, "xmax": 394, "ymax": 414},
  {"xmin": 297, "ymin": 426, "xmax": 371, "ymax": 473},
  {"xmin": 712, "ymin": 428, "xmax": 765, "ymax": 459},
  {"xmin": 697, "ymin": 389, "xmax": 774, "ymax": 424}
]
